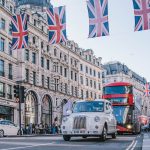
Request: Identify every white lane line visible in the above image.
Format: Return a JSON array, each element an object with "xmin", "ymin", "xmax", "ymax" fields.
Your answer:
[
  {"xmin": 131, "ymin": 141, "xmax": 137, "ymax": 150},
  {"xmin": 0, "ymin": 142, "xmax": 86, "ymax": 150},
  {"xmin": 126, "ymin": 140, "xmax": 135, "ymax": 150}
]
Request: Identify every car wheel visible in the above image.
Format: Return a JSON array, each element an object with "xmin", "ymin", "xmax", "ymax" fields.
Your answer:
[
  {"xmin": 63, "ymin": 135, "xmax": 71, "ymax": 141},
  {"xmin": 112, "ymin": 132, "xmax": 117, "ymax": 139},
  {"xmin": 0, "ymin": 130, "xmax": 4, "ymax": 138},
  {"xmin": 100, "ymin": 126, "xmax": 107, "ymax": 141}
]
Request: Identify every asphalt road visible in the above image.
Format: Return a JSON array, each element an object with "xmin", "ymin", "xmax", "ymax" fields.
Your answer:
[{"xmin": 0, "ymin": 134, "xmax": 143, "ymax": 150}]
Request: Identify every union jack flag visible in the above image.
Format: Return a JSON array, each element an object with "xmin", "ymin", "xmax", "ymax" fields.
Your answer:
[
  {"xmin": 144, "ymin": 82, "xmax": 150, "ymax": 96},
  {"xmin": 133, "ymin": 0, "xmax": 150, "ymax": 31},
  {"xmin": 47, "ymin": 6, "xmax": 67, "ymax": 44},
  {"xmin": 11, "ymin": 14, "xmax": 28, "ymax": 50},
  {"xmin": 87, "ymin": 0, "xmax": 109, "ymax": 38}
]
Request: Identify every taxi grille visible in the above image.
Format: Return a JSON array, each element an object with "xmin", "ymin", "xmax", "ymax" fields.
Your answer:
[{"xmin": 73, "ymin": 116, "xmax": 86, "ymax": 129}]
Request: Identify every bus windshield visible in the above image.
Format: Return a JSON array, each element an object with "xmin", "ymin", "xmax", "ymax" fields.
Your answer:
[
  {"xmin": 73, "ymin": 101, "xmax": 104, "ymax": 113},
  {"xmin": 103, "ymin": 86, "xmax": 132, "ymax": 95},
  {"xmin": 113, "ymin": 106, "xmax": 132, "ymax": 124}
]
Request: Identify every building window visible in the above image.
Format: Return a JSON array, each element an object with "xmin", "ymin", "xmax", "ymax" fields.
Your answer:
[
  {"xmin": 71, "ymin": 86, "xmax": 74, "ymax": 96},
  {"xmin": 9, "ymin": 23, "xmax": 12, "ymax": 35},
  {"xmin": 9, "ymin": 43, "xmax": 12, "ymax": 55},
  {"xmin": 0, "ymin": 18, "xmax": 5, "ymax": 30},
  {"xmin": 86, "ymin": 91, "xmax": 89, "ymax": 98},
  {"xmin": 47, "ymin": 45, "xmax": 49, "ymax": 52},
  {"xmin": 81, "ymin": 90, "xmax": 83, "ymax": 99},
  {"xmin": 34, "ymin": 19, "xmax": 37, "ymax": 26},
  {"xmin": 8, "ymin": 64, "xmax": 13, "ymax": 80},
  {"xmin": 0, "ymin": 82, "xmax": 5, "ymax": 97},
  {"xmin": 33, "ymin": 36, "xmax": 36, "ymax": 44},
  {"xmin": 71, "ymin": 58, "xmax": 73, "ymax": 65},
  {"xmin": 0, "ymin": 38, "xmax": 5, "ymax": 52},
  {"xmin": 32, "ymin": 52, "xmax": 36, "ymax": 64},
  {"xmin": 90, "ymin": 80, "xmax": 93, "ymax": 87},
  {"xmin": 47, "ymin": 59, "xmax": 49, "ymax": 70},
  {"xmin": 64, "ymin": 55, "xmax": 67, "ymax": 61},
  {"xmin": 25, "ymin": 49, "xmax": 29, "ymax": 61},
  {"xmin": 2, "ymin": 0, "xmax": 5, "ymax": 6},
  {"xmin": 65, "ymin": 83, "xmax": 67, "ymax": 93},
  {"xmin": 60, "ymin": 66, "xmax": 63, "ymax": 75},
  {"xmin": 95, "ymin": 93, "xmax": 97, "ymax": 99},
  {"xmin": 64, "ymin": 68, "xmax": 67, "ymax": 77},
  {"xmin": 90, "ymin": 68, "xmax": 92, "ymax": 75},
  {"xmin": 89, "ymin": 55, "xmax": 91, "ymax": 62},
  {"xmin": 93, "ymin": 70, "xmax": 96, "ymax": 77},
  {"xmin": 94, "ymin": 81, "xmax": 96, "ymax": 89},
  {"xmin": 47, "ymin": 77, "xmax": 50, "ymax": 89},
  {"xmin": 25, "ymin": 69, "xmax": 29, "ymax": 82},
  {"xmin": 75, "ymin": 73, "xmax": 77, "ymax": 81},
  {"xmin": 90, "ymin": 92, "xmax": 93, "ymax": 99},
  {"xmin": 42, "ymin": 75, "xmax": 44, "ymax": 87},
  {"xmin": 86, "ymin": 78, "xmax": 88, "ymax": 86},
  {"xmin": 98, "ymin": 83, "xmax": 101, "ymax": 90},
  {"xmin": 41, "ymin": 57, "xmax": 44, "ymax": 68},
  {"xmin": 0, "ymin": 60, "xmax": 4, "ymax": 77},
  {"xmin": 80, "ymin": 64, "xmax": 83, "ymax": 71},
  {"xmin": 33, "ymin": 72, "xmax": 36, "ymax": 85},
  {"xmin": 86, "ymin": 66, "xmax": 88, "ymax": 74},
  {"xmin": 41, "ymin": 41, "xmax": 44, "ymax": 49},
  {"xmin": 80, "ymin": 76, "xmax": 83, "ymax": 84},
  {"xmin": 7, "ymin": 85, "xmax": 12, "ymax": 99},
  {"xmin": 54, "ymin": 48, "xmax": 57, "ymax": 56},
  {"xmin": 71, "ymin": 71, "xmax": 73, "ymax": 80},
  {"xmin": 98, "ymin": 72, "xmax": 101, "ymax": 78},
  {"xmin": 10, "ymin": 6, "xmax": 13, "ymax": 13}
]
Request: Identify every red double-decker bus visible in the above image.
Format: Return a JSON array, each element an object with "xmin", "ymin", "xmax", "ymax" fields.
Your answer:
[{"xmin": 102, "ymin": 82, "xmax": 142, "ymax": 134}]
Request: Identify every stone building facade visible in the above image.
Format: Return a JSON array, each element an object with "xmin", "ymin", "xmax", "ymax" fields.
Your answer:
[
  {"xmin": 0, "ymin": 0, "xmax": 103, "ymax": 126},
  {"xmin": 102, "ymin": 61, "xmax": 150, "ymax": 117}
]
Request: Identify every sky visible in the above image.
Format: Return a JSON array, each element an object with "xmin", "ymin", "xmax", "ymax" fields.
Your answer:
[{"xmin": 51, "ymin": 0, "xmax": 150, "ymax": 81}]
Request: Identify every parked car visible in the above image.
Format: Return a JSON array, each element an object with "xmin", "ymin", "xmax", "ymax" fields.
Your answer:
[
  {"xmin": 0, "ymin": 120, "xmax": 19, "ymax": 137},
  {"xmin": 61, "ymin": 99, "xmax": 117, "ymax": 141}
]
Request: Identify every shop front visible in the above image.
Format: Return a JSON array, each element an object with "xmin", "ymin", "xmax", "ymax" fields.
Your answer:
[{"xmin": 0, "ymin": 105, "xmax": 14, "ymax": 121}]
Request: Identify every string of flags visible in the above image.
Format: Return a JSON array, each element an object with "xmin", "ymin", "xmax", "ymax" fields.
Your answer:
[{"xmin": 11, "ymin": 0, "xmax": 150, "ymax": 49}]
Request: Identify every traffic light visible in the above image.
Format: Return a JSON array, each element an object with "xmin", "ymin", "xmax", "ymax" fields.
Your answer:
[
  {"xmin": 14, "ymin": 85, "xmax": 19, "ymax": 98},
  {"xmin": 20, "ymin": 86, "xmax": 26, "ymax": 103}
]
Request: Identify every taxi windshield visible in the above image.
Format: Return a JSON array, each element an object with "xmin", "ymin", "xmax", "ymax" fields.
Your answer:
[{"xmin": 73, "ymin": 101, "xmax": 104, "ymax": 113}]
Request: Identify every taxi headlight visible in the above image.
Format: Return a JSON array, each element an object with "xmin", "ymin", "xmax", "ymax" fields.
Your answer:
[
  {"xmin": 62, "ymin": 117, "xmax": 68, "ymax": 122},
  {"xmin": 127, "ymin": 124, "xmax": 132, "ymax": 129},
  {"xmin": 94, "ymin": 116, "xmax": 100, "ymax": 122}
]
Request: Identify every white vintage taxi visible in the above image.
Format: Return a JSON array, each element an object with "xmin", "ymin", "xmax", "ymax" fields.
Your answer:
[
  {"xmin": 0, "ymin": 120, "xmax": 19, "ymax": 137},
  {"xmin": 61, "ymin": 99, "xmax": 117, "ymax": 141}
]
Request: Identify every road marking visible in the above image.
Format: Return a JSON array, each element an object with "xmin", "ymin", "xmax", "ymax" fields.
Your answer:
[
  {"xmin": 126, "ymin": 140, "xmax": 135, "ymax": 150},
  {"xmin": 131, "ymin": 141, "xmax": 137, "ymax": 150}
]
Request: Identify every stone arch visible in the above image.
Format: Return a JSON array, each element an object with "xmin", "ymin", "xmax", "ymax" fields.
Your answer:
[
  {"xmin": 24, "ymin": 90, "xmax": 39, "ymax": 126},
  {"xmin": 41, "ymin": 94, "xmax": 53, "ymax": 127}
]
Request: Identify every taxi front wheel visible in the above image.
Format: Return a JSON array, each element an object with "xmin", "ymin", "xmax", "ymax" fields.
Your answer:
[
  {"xmin": 63, "ymin": 135, "xmax": 71, "ymax": 141},
  {"xmin": 100, "ymin": 126, "xmax": 107, "ymax": 141}
]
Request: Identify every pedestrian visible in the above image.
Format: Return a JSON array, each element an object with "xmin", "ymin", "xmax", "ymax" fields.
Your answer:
[{"xmin": 52, "ymin": 122, "xmax": 56, "ymax": 134}]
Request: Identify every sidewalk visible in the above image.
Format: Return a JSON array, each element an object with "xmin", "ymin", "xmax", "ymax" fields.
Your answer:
[
  {"xmin": 7, "ymin": 134, "xmax": 61, "ymax": 138},
  {"xmin": 142, "ymin": 132, "xmax": 150, "ymax": 150}
]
